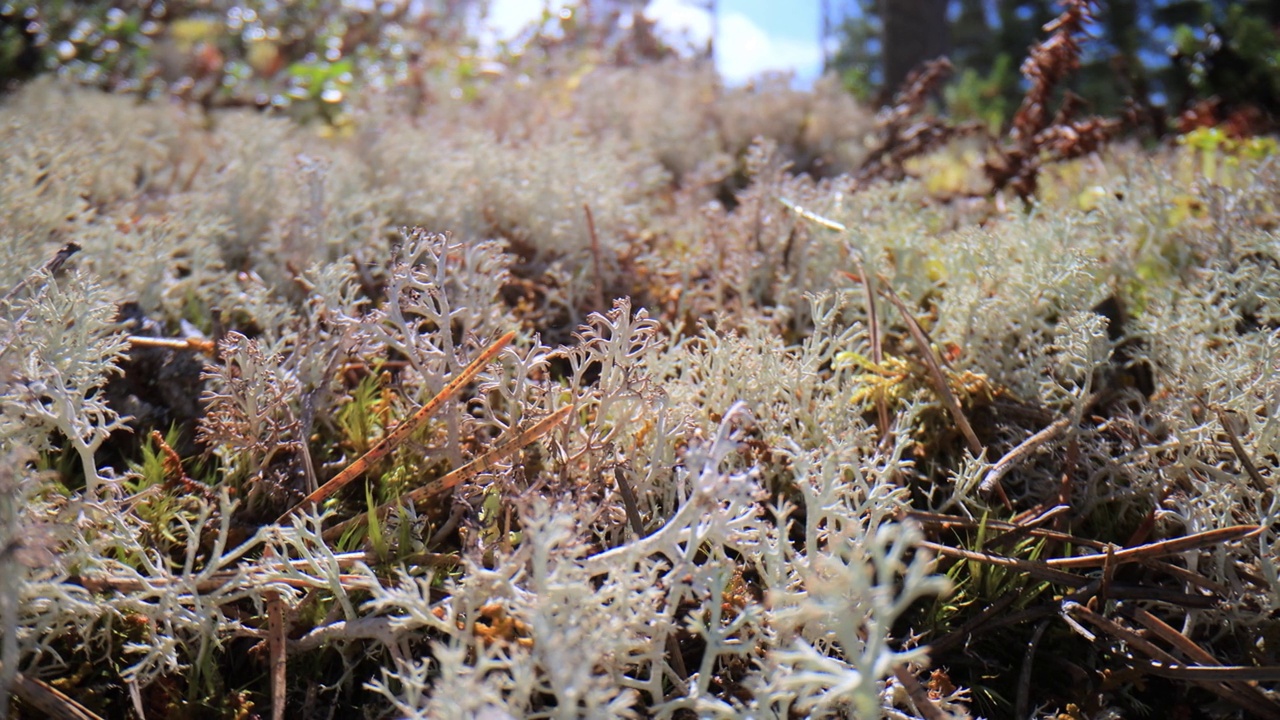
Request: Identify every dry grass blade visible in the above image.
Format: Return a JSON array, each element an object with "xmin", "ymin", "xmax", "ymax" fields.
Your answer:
[
  {"xmin": 613, "ymin": 466, "xmax": 646, "ymax": 536},
  {"xmin": 321, "ymin": 405, "xmax": 573, "ymax": 543},
  {"xmin": 840, "ymin": 266, "xmax": 890, "ymax": 442},
  {"xmin": 276, "ymin": 330, "xmax": 516, "ymax": 524},
  {"xmin": 583, "ymin": 203, "xmax": 606, "ymax": 312},
  {"xmin": 1046, "ymin": 525, "xmax": 1262, "ymax": 568}
]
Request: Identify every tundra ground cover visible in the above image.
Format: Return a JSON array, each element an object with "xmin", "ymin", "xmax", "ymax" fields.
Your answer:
[{"xmin": 2, "ymin": 5, "xmax": 1280, "ymax": 719}]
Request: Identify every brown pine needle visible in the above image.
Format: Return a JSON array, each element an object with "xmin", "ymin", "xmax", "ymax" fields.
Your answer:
[
  {"xmin": 917, "ymin": 540, "xmax": 1087, "ymax": 587},
  {"xmin": 1046, "ymin": 524, "xmax": 1263, "ymax": 569},
  {"xmin": 840, "ymin": 267, "xmax": 890, "ymax": 443},
  {"xmin": 128, "ymin": 335, "xmax": 218, "ymax": 354},
  {"xmin": 877, "ymin": 280, "xmax": 1009, "ymax": 509},
  {"xmin": 322, "ymin": 404, "xmax": 573, "ymax": 543},
  {"xmin": 264, "ymin": 546, "xmax": 288, "ymax": 720},
  {"xmin": 12, "ymin": 672, "xmax": 103, "ymax": 720},
  {"xmin": 1217, "ymin": 409, "xmax": 1270, "ymax": 495},
  {"xmin": 1065, "ymin": 602, "xmax": 1280, "ymax": 719},
  {"xmin": 276, "ymin": 330, "xmax": 516, "ymax": 525}
]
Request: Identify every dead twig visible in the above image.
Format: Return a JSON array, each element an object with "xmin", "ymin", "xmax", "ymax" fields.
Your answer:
[{"xmin": 855, "ymin": 58, "xmax": 982, "ymax": 188}]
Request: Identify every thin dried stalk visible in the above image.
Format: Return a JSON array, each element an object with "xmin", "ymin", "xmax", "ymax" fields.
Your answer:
[
  {"xmin": 584, "ymin": 203, "xmax": 607, "ymax": 311},
  {"xmin": 877, "ymin": 282, "xmax": 980, "ymax": 455},
  {"xmin": 264, "ymin": 547, "xmax": 287, "ymax": 720},
  {"xmin": 878, "ymin": 282, "xmax": 1008, "ymax": 509},
  {"xmin": 613, "ymin": 466, "xmax": 645, "ymax": 537}
]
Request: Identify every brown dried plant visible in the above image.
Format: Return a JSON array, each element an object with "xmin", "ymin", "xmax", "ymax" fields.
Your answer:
[
  {"xmin": 855, "ymin": 57, "xmax": 983, "ymax": 187},
  {"xmin": 984, "ymin": 0, "xmax": 1123, "ymax": 200},
  {"xmin": 858, "ymin": 1, "xmax": 1125, "ymax": 203}
]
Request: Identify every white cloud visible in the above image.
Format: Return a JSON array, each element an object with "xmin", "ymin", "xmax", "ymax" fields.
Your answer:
[
  {"xmin": 645, "ymin": 0, "xmax": 713, "ymax": 48},
  {"xmin": 715, "ymin": 11, "xmax": 822, "ymax": 85}
]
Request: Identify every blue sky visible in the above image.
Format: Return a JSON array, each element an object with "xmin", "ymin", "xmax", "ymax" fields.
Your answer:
[{"xmin": 485, "ymin": 0, "xmax": 825, "ymax": 85}]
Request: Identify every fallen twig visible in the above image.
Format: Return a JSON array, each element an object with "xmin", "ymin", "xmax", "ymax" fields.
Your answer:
[{"xmin": 978, "ymin": 416, "xmax": 1073, "ymax": 501}]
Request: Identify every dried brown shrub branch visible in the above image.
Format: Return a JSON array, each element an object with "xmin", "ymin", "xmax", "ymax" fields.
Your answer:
[{"xmin": 984, "ymin": 0, "xmax": 1123, "ymax": 200}]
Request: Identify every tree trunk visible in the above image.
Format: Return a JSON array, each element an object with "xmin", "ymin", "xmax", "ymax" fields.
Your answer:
[{"xmin": 879, "ymin": 0, "xmax": 950, "ymax": 93}]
